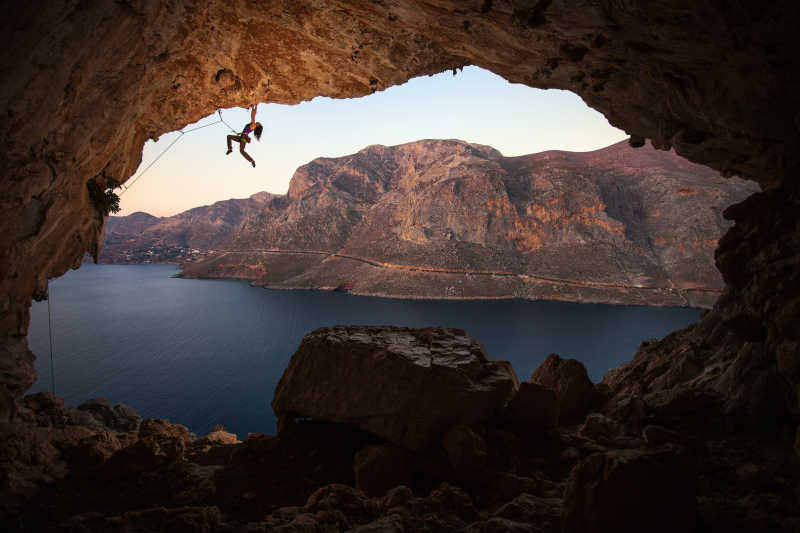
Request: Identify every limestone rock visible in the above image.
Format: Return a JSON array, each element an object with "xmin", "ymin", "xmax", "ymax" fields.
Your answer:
[
  {"xmin": 505, "ymin": 382, "xmax": 559, "ymax": 428},
  {"xmin": 562, "ymin": 446, "xmax": 697, "ymax": 533},
  {"xmin": 65, "ymin": 430, "xmax": 122, "ymax": 470},
  {"xmin": 354, "ymin": 444, "xmax": 410, "ymax": 497},
  {"xmin": 530, "ymin": 354, "xmax": 596, "ymax": 424},
  {"xmin": 100, "ymin": 192, "xmax": 275, "ymax": 264},
  {"xmin": 61, "ymin": 506, "xmax": 224, "ymax": 533},
  {"xmin": 76, "ymin": 397, "xmax": 141, "ymax": 432},
  {"xmin": 466, "ymin": 517, "xmax": 542, "ymax": 533},
  {"xmin": 488, "ymin": 471, "xmax": 559, "ymax": 504},
  {"xmin": 442, "ymin": 424, "xmax": 488, "ymax": 478},
  {"xmin": 795, "ymin": 425, "xmax": 800, "ymax": 458},
  {"xmin": 175, "ymin": 140, "xmax": 755, "ymax": 307},
  {"xmin": 23, "ymin": 392, "xmax": 70, "ymax": 427},
  {"xmin": 491, "ymin": 493, "xmax": 563, "ymax": 533},
  {"xmin": 272, "ymin": 326, "xmax": 517, "ymax": 451},
  {"xmin": 353, "ymin": 514, "xmax": 407, "ymax": 533},
  {"xmin": 103, "ymin": 418, "xmax": 191, "ymax": 476},
  {"xmin": 578, "ymin": 414, "xmax": 622, "ymax": 441},
  {"xmin": 198, "ymin": 427, "xmax": 240, "ymax": 446},
  {"xmin": 303, "ymin": 484, "xmax": 380, "ymax": 530},
  {"xmin": 642, "ymin": 425, "xmax": 683, "ymax": 447},
  {"xmin": 382, "ymin": 485, "xmax": 414, "ymax": 509}
]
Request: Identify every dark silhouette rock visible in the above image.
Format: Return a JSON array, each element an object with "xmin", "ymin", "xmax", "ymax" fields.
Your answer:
[
  {"xmin": 795, "ymin": 425, "xmax": 800, "ymax": 458},
  {"xmin": 303, "ymin": 484, "xmax": 380, "ymax": 530},
  {"xmin": 578, "ymin": 414, "xmax": 622, "ymax": 441},
  {"xmin": 488, "ymin": 471, "xmax": 559, "ymax": 504},
  {"xmin": 354, "ymin": 444, "xmax": 410, "ymax": 497},
  {"xmin": 65, "ymin": 431, "xmax": 123, "ymax": 470},
  {"xmin": 272, "ymin": 326, "xmax": 518, "ymax": 451},
  {"xmin": 562, "ymin": 446, "xmax": 696, "ymax": 533},
  {"xmin": 103, "ymin": 418, "xmax": 192, "ymax": 476},
  {"xmin": 491, "ymin": 493, "xmax": 563, "ymax": 533},
  {"xmin": 442, "ymin": 424, "xmax": 488, "ymax": 478},
  {"xmin": 77, "ymin": 397, "xmax": 140, "ymax": 432},
  {"xmin": 61, "ymin": 506, "xmax": 224, "ymax": 533},
  {"xmin": 530, "ymin": 354, "xmax": 596, "ymax": 424},
  {"xmin": 505, "ymin": 382, "xmax": 559, "ymax": 428},
  {"xmin": 642, "ymin": 425, "xmax": 684, "ymax": 447}
]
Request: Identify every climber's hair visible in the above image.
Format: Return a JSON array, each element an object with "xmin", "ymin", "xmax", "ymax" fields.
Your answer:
[{"xmin": 254, "ymin": 124, "xmax": 263, "ymax": 141}]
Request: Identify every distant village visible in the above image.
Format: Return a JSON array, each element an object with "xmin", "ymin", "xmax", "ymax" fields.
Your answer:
[{"xmin": 100, "ymin": 244, "xmax": 215, "ymax": 264}]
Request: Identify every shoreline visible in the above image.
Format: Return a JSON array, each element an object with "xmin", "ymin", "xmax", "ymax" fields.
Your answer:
[{"xmin": 95, "ymin": 261, "xmax": 715, "ymax": 310}]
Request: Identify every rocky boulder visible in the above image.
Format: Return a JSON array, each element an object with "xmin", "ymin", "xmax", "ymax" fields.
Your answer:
[
  {"xmin": 562, "ymin": 446, "xmax": 696, "ymax": 533},
  {"xmin": 442, "ymin": 424, "xmax": 488, "ymax": 478},
  {"xmin": 530, "ymin": 354, "xmax": 597, "ymax": 424},
  {"xmin": 578, "ymin": 414, "xmax": 622, "ymax": 442},
  {"xmin": 354, "ymin": 444, "xmax": 411, "ymax": 497},
  {"xmin": 272, "ymin": 326, "xmax": 518, "ymax": 451},
  {"xmin": 103, "ymin": 418, "xmax": 192, "ymax": 476},
  {"xmin": 504, "ymin": 382, "xmax": 559, "ymax": 428},
  {"xmin": 75, "ymin": 397, "xmax": 141, "ymax": 432}
]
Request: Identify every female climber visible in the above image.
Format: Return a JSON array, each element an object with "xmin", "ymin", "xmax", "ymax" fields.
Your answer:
[{"xmin": 225, "ymin": 104, "xmax": 263, "ymax": 167}]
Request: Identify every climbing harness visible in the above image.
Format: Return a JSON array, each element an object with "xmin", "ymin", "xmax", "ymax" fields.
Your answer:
[
  {"xmin": 47, "ymin": 280, "xmax": 56, "ymax": 396},
  {"xmin": 119, "ymin": 110, "xmax": 240, "ymax": 195}
]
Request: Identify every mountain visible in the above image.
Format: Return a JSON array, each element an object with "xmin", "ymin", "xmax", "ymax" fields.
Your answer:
[
  {"xmin": 143, "ymin": 139, "xmax": 757, "ymax": 307},
  {"xmin": 99, "ymin": 192, "xmax": 275, "ymax": 263}
]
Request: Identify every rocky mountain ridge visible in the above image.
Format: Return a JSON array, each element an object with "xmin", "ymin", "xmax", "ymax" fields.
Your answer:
[
  {"xmin": 174, "ymin": 139, "xmax": 756, "ymax": 307},
  {"xmin": 99, "ymin": 192, "xmax": 275, "ymax": 263}
]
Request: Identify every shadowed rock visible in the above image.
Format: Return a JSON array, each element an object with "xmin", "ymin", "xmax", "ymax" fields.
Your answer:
[
  {"xmin": 103, "ymin": 418, "xmax": 192, "ymax": 476},
  {"xmin": 354, "ymin": 444, "xmax": 410, "ymax": 498},
  {"xmin": 530, "ymin": 354, "xmax": 596, "ymax": 424},
  {"xmin": 272, "ymin": 326, "xmax": 518, "ymax": 451},
  {"xmin": 442, "ymin": 424, "xmax": 488, "ymax": 478},
  {"xmin": 505, "ymin": 382, "xmax": 559, "ymax": 428},
  {"xmin": 562, "ymin": 446, "xmax": 696, "ymax": 533}
]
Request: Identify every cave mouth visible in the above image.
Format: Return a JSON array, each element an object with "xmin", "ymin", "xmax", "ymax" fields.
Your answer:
[
  {"xmin": 118, "ymin": 66, "xmax": 627, "ymax": 218},
  {"xmin": 21, "ymin": 65, "xmax": 757, "ymax": 439}
]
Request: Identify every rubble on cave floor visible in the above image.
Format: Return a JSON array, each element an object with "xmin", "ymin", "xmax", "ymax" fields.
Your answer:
[{"xmin": 2, "ymin": 326, "xmax": 799, "ymax": 532}]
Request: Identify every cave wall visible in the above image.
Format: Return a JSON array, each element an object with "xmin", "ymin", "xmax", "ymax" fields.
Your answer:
[{"xmin": 1, "ymin": 0, "xmax": 799, "ymax": 419}]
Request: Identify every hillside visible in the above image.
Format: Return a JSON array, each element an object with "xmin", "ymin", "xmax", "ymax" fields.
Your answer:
[
  {"xmin": 99, "ymin": 192, "xmax": 275, "ymax": 263},
  {"xmin": 127, "ymin": 139, "xmax": 758, "ymax": 307}
]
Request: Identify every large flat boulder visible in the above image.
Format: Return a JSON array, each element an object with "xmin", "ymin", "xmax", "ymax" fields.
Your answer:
[{"xmin": 272, "ymin": 326, "xmax": 518, "ymax": 451}]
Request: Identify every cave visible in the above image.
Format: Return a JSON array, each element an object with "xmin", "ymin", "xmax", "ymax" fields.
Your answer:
[{"xmin": 1, "ymin": 1, "xmax": 799, "ymax": 531}]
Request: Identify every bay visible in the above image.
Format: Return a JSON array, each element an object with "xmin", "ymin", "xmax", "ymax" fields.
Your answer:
[{"xmin": 28, "ymin": 263, "xmax": 700, "ymax": 437}]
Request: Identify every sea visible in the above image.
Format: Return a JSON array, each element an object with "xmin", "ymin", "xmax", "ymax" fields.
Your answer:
[{"xmin": 27, "ymin": 263, "xmax": 700, "ymax": 437}]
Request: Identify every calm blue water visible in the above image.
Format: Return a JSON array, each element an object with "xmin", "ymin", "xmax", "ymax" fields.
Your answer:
[{"xmin": 28, "ymin": 264, "xmax": 700, "ymax": 437}]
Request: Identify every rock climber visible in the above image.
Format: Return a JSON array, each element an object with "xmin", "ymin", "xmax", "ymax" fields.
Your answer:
[{"xmin": 226, "ymin": 104, "xmax": 263, "ymax": 167}]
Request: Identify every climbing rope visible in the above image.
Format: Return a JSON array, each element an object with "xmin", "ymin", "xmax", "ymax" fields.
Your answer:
[
  {"xmin": 217, "ymin": 109, "xmax": 239, "ymax": 135},
  {"xmin": 47, "ymin": 280, "xmax": 56, "ymax": 396},
  {"xmin": 119, "ymin": 111, "xmax": 239, "ymax": 196}
]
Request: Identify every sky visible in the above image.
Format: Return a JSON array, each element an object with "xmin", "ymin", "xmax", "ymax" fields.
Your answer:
[{"xmin": 119, "ymin": 66, "xmax": 628, "ymax": 217}]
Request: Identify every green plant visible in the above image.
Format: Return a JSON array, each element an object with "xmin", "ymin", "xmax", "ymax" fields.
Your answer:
[{"xmin": 87, "ymin": 179, "xmax": 121, "ymax": 217}]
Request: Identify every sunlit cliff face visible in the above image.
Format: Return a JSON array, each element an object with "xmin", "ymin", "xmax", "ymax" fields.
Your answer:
[{"xmin": 1, "ymin": 1, "xmax": 799, "ymax": 422}]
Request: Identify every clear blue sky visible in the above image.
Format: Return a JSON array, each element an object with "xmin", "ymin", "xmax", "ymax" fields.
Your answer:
[{"xmin": 120, "ymin": 66, "xmax": 627, "ymax": 216}]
